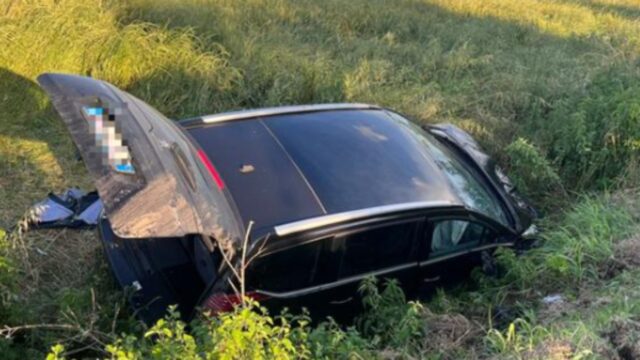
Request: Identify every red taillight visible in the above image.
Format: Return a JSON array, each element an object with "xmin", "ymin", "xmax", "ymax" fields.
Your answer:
[
  {"xmin": 202, "ymin": 292, "xmax": 269, "ymax": 315},
  {"xmin": 197, "ymin": 149, "xmax": 225, "ymax": 190}
]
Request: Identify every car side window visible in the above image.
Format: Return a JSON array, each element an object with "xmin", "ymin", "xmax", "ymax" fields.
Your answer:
[
  {"xmin": 430, "ymin": 220, "xmax": 496, "ymax": 255},
  {"xmin": 248, "ymin": 240, "xmax": 324, "ymax": 292},
  {"xmin": 331, "ymin": 221, "xmax": 418, "ymax": 278}
]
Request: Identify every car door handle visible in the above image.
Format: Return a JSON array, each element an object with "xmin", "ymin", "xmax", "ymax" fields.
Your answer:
[
  {"xmin": 423, "ymin": 276, "xmax": 441, "ymax": 283},
  {"xmin": 330, "ymin": 297, "xmax": 353, "ymax": 305}
]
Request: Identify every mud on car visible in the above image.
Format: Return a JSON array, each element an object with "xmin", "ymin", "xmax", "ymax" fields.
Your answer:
[{"xmin": 39, "ymin": 73, "xmax": 537, "ymax": 324}]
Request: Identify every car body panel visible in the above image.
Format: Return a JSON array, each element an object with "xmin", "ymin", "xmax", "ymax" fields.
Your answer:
[
  {"xmin": 244, "ymin": 216, "xmax": 425, "ymax": 322},
  {"xmin": 187, "ymin": 120, "xmax": 325, "ymax": 236},
  {"xmin": 38, "ymin": 73, "xmax": 243, "ymax": 245},
  {"xmin": 98, "ymin": 218, "xmax": 206, "ymax": 323},
  {"xmin": 203, "ymin": 206, "xmax": 519, "ymax": 323}
]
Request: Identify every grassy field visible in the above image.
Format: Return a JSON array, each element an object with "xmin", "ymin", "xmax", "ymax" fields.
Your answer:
[{"xmin": 1, "ymin": 0, "xmax": 640, "ymax": 358}]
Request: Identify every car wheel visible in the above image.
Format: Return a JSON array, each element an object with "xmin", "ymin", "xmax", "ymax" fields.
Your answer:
[{"xmin": 481, "ymin": 250, "xmax": 498, "ymax": 277}]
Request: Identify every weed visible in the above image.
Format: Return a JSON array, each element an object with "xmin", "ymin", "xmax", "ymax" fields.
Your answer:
[
  {"xmin": 357, "ymin": 277, "xmax": 424, "ymax": 353},
  {"xmin": 485, "ymin": 318, "xmax": 550, "ymax": 356},
  {"xmin": 97, "ymin": 300, "xmax": 373, "ymax": 360},
  {"xmin": 504, "ymin": 138, "xmax": 565, "ymax": 206}
]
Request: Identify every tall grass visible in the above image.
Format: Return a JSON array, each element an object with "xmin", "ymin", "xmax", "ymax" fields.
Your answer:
[
  {"xmin": 2, "ymin": 0, "xmax": 640, "ymax": 357},
  {"xmin": 435, "ymin": 193, "xmax": 640, "ymax": 358},
  {"xmin": 121, "ymin": 0, "xmax": 640, "ymax": 191},
  {"xmin": 492, "ymin": 195, "xmax": 635, "ymax": 293},
  {"xmin": 3, "ymin": 0, "xmax": 640, "ymax": 196}
]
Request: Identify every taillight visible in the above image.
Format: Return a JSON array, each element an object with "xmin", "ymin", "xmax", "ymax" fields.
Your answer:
[
  {"xmin": 202, "ymin": 291, "xmax": 269, "ymax": 315},
  {"xmin": 196, "ymin": 149, "xmax": 225, "ymax": 190}
]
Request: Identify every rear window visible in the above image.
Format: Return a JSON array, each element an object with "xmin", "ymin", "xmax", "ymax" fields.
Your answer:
[{"xmin": 247, "ymin": 240, "xmax": 324, "ymax": 292}]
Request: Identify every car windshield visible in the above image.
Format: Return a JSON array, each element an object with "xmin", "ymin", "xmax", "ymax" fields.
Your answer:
[
  {"xmin": 424, "ymin": 135, "xmax": 509, "ymax": 225},
  {"xmin": 393, "ymin": 116, "xmax": 509, "ymax": 226}
]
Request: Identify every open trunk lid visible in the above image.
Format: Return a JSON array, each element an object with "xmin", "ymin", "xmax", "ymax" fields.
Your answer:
[{"xmin": 38, "ymin": 73, "xmax": 242, "ymax": 245}]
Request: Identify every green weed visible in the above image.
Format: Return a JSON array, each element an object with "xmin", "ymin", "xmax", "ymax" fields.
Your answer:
[
  {"xmin": 95, "ymin": 300, "xmax": 373, "ymax": 360},
  {"xmin": 357, "ymin": 277, "xmax": 424, "ymax": 354}
]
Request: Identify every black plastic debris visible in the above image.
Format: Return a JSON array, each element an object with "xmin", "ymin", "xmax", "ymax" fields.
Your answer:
[{"xmin": 28, "ymin": 188, "xmax": 103, "ymax": 229}]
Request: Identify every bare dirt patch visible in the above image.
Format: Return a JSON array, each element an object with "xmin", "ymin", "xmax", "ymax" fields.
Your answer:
[
  {"xmin": 421, "ymin": 310, "xmax": 483, "ymax": 354},
  {"xmin": 605, "ymin": 317, "xmax": 640, "ymax": 360},
  {"xmin": 601, "ymin": 235, "xmax": 640, "ymax": 279},
  {"xmin": 523, "ymin": 339, "xmax": 574, "ymax": 360},
  {"xmin": 614, "ymin": 236, "xmax": 640, "ymax": 268},
  {"xmin": 611, "ymin": 189, "xmax": 640, "ymax": 221},
  {"xmin": 538, "ymin": 296, "xmax": 576, "ymax": 324}
]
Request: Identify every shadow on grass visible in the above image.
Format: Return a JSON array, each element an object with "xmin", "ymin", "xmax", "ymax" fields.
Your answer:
[
  {"xmin": 115, "ymin": 0, "xmax": 608, "ymax": 117},
  {"xmin": 0, "ymin": 69, "xmax": 138, "ymax": 357},
  {"xmin": 0, "ymin": 69, "xmax": 88, "ymax": 228}
]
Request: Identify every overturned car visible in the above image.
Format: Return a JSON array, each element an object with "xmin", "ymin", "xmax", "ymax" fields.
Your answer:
[{"xmin": 38, "ymin": 73, "xmax": 537, "ymax": 324}]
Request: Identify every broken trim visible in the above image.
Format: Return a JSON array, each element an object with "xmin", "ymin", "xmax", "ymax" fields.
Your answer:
[{"xmin": 274, "ymin": 201, "xmax": 457, "ymax": 237}]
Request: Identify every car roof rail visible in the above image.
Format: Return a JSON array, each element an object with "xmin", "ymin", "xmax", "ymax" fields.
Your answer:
[
  {"xmin": 273, "ymin": 201, "xmax": 460, "ymax": 237},
  {"xmin": 179, "ymin": 103, "xmax": 381, "ymax": 127}
]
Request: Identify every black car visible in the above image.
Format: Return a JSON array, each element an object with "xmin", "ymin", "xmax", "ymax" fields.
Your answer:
[{"xmin": 38, "ymin": 73, "xmax": 537, "ymax": 324}]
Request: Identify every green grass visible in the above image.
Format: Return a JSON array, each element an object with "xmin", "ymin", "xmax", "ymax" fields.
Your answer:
[{"xmin": 1, "ymin": 0, "xmax": 640, "ymax": 358}]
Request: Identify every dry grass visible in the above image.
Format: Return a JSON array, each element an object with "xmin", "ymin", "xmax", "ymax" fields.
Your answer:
[{"xmin": 421, "ymin": 309, "xmax": 483, "ymax": 355}]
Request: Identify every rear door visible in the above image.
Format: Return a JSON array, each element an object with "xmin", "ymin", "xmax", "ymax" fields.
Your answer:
[
  {"xmin": 38, "ymin": 73, "xmax": 242, "ymax": 244},
  {"xmin": 323, "ymin": 218, "xmax": 422, "ymax": 317},
  {"xmin": 247, "ymin": 218, "xmax": 422, "ymax": 322},
  {"xmin": 245, "ymin": 238, "xmax": 330, "ymax": 317}
]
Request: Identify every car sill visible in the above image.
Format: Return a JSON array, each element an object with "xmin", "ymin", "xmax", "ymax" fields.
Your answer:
[
  {"xmin": 255, "ymin": 262, "xmax": 415, "ymax": 299},
  {"xmin": 418, "ymin": 242, "xmax": 515, "ymax": 267}
]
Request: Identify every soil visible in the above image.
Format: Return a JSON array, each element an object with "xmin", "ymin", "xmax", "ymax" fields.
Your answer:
[
  {"xmin": 605, "ymin": 317, "xmax": 640, "ymax": 360},
  {"xmin": 601, "ymin": 236, "xmax": 640, "ymax": 279},
  {"xmin": 422, "ymin": 310, "xmax": 482, "ymax": 354},
  {"xmin": 524, "ymin": 340, "xmax": 574, "ymax": 360}
]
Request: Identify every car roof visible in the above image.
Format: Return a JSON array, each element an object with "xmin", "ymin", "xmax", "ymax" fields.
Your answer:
[{"xmin": 184, "ymin": 105, "xmax": 464, "ymax": 237}]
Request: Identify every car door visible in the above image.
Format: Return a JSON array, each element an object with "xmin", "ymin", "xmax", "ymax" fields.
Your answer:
[
  {"xmin": 317, "ymin": 218, "xmax": 423, "ymax": 321},
  {"xmin": 249, "ymin": 218, "xmax": 422, "ymax": 323},
  {"xmin": 417, "ymin": 216, "xmax": 507, "ymax": 297}
]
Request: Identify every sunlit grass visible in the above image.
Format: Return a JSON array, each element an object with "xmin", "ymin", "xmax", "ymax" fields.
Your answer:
[{"xmin": 427, "ymin": 0, "xmax": 640, "ymax": 51}]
